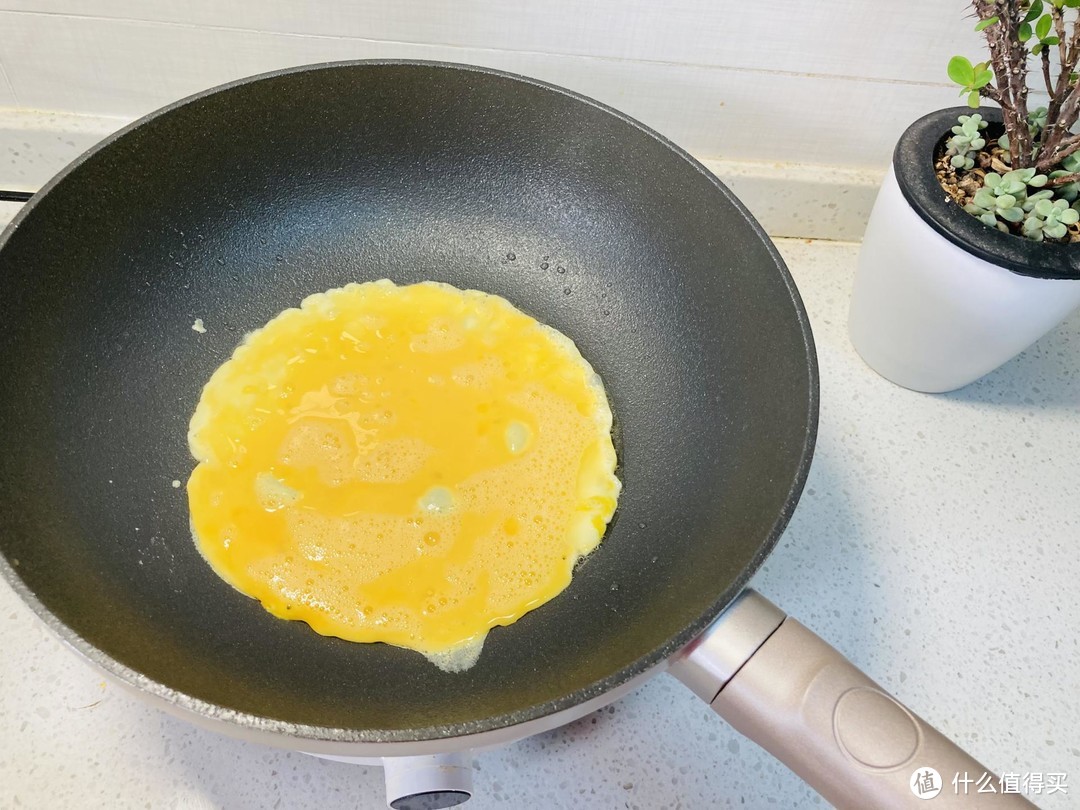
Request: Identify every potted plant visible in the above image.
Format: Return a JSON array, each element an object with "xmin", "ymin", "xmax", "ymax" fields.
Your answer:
[{"xmin": 849, "ymin": 0, "xmax": 1080, "ymax": 393}]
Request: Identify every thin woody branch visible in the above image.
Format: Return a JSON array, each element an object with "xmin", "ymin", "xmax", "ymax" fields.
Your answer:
[
  {"xmin": 1054, "ymin": 4, "xmax": 1069, "ymax": 71},
  {"xmin": 1045, "ymin": 170, "xmax": 1080, "ymax": 187},
  {"xmin": 979, "ymin": 83, "xmax": 1009, "ymax": 108},
  {"xmin": 1046, "ymin": 80, "xmax": 1080, "ymax": 158},
  {"xmin": 1007, "ymin": 1, "xmax": 1032, "ymax": 165},
  {"xmin": 1039, "ymin": 133, "xmax": 1080, "ymax": 172},
  {"xmin": 1042, "ymin": 4, "xmax": 1080, "ymax": 158},
  {"xmin": 1067, "ymin": 4, "xmax": 1080, "ymax": 66},
  {"xmin": 973, "ymin": 0, "xmax": 1032, "ymax": 166}
]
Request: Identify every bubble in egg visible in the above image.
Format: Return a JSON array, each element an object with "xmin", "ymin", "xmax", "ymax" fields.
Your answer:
[{"xmin": 186, "ymin": 280, "xmax": 621, "ymax": 671}]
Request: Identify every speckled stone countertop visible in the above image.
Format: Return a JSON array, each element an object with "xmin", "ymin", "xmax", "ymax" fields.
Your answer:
[{"xmin": 1, "ymin": 213, "xmax": 1077, "ymax": 808}]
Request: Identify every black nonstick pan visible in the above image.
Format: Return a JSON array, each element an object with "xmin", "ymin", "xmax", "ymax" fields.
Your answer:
[{"xmin": 0, "ymin": 62, "xmax": 1031, "ymax": 809}]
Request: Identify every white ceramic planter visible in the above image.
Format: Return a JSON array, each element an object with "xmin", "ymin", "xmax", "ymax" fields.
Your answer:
[
  {"xmin": 849, "ymin": 107, "xmax": 1080, "ymax": 393},
  {"xmin": 851, "ymin": 167, "xmax": 1080, "ymax": 392}
]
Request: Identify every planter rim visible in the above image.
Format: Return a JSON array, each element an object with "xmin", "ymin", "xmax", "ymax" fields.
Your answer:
[{"xmin": 894, "ymin": 105, "xmax": 1080, "ymax": 279}]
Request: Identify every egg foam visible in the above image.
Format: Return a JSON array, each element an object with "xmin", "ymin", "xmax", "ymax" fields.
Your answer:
[{"xmin": 186, "ymin": 280, "xmax": 621, "ymax": 672}]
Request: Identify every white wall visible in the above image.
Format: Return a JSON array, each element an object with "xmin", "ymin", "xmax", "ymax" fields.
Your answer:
[{"xmin": 0, "ymin": 0, "xmax": 983, "ymax": 169}]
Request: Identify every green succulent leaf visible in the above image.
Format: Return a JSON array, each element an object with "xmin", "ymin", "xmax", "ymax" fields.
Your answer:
[
  {"xmin": 948, "ymin": 55, "xmax": 976, "ymax": 86},
  {"xmin": 974, "ymin": 189, "xmax": 997, "ymax": 208},
  {"xmin": 1029, "ymin": 107, "xmax": 1048, "ymax": 132},
  {"xmin": 1036, "ymin": 14, "xmax": 1053, "ymax": 40},
  {"xmin": 1062, "ymin": 153, "xmax": 1080, "ymax": 172},
  {"xmin": 985, "ymin": 172, "xmax": 1002, "ymax": 188},
  {"xmin": 973, "ymin": 69, "xmax": 994, "ymax": 89},
  {"xmin": 1061, "ymin": 208, "xmax": 1080, "ymax": 225},
  {"xmin": 1028, "ymin": 173, "xmax": 1049, "ymax": 187},
  {"xmin": 1020, "ymin": 22, "xmax": 1033, "ymax": 41},
  {"xmin": 1045, "ymin": 222, "xmax": 1068, "ymax": 239},
  {"xmin": 968, "ymin": 89, "xmax": 981, "ymax": 108},
  {"xmin": 1000, "ymin": 206, "xmax": 1026, "ymax": 222},
  {"xmin": 975, "ymin": 15, "xmax": 1000, "ymax": 31},
  {"xmin": 981, "ymin": 212, "xmax": 1001, "ymax": 228},
  {"xmin": 1024, "ymin": 0, "xmax": 1045, "ymax": 23},
  {"xmin": 1035, "ymin": 198, "xmax": 1055, "ymax": 217},
  {"xmin": 1044, "ymin": 36, "xmax": 1061, "ymax": 45}
]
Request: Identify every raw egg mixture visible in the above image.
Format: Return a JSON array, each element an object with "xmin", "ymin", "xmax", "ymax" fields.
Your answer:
[{"xmin": 187, "ymin": 280, "xmax": 620, "ymax": 671}]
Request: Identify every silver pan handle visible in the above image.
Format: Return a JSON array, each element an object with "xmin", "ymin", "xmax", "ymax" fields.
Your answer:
[{"xmin": 669, "ymin": 590, "xmax": 1035, "ymax": 809}]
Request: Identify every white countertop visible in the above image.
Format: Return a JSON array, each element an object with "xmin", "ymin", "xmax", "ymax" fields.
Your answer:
[{"xmin": 1, "ymin": 219, "xmax": 1077, "ymax": 808}]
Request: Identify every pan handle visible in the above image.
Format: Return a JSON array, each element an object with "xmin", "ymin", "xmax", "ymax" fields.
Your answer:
[{"xmin": 669, "ymin": 590, "xmax": 1035, "ymax": 809}]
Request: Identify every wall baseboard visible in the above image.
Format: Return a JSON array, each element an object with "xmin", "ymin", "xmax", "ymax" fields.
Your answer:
[
  {"xmin": 0, "ymin": 109, "xmax": 128, "ymax": 191},
  {"xmin": 702, "ymin": 158, "xmax": 880, "ymax": 242},
  {"xmin": 0, "ymin": 108, "xmax": 880, "ymax": 242}
]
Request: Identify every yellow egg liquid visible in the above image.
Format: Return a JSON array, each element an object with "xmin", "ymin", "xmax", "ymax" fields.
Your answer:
[{"xmin": 187, "ymin": 280, "xmax": 620, "ymax": 671}]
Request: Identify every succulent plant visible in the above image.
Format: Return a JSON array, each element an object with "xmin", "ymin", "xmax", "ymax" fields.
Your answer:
[
  {"xmin": 963, "ymin": 168, "xmax": 1049, "ymax": 230},
  {"xmin": 946, "ymin": 114, "xmax": 988, "ymax": 170},
  {"xmin": 1022, "ymin": 188, "xmax": 1056, "ymax": 209},
  {"xmin": 966, "ymin": 193, "xmax": 1022, "ymax": 231},
  {"xmin": 1021, "ymin": 198, "xmax": 1080, "ymax": 241}
]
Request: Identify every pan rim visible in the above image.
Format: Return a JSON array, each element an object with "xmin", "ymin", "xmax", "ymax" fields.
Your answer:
[{"xmin": 0, "ymin": 58, "xmax": 819, "ymax": 745}]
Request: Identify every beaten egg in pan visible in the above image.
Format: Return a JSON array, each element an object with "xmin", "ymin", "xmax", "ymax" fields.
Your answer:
[{"xmin": 187, "ymin": 280, "xmax": 621, "ymax": 671}]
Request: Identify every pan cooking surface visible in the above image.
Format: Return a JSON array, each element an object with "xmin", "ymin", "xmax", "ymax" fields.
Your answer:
[{"xmin": 0, "ymin": 62, "xmax": 816, "ymax": 741}]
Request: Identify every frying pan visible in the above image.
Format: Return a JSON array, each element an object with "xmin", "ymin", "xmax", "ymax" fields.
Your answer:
[{"xmin": 0, "ymin": 62, "xmax": 1030, "ymax": 809}]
